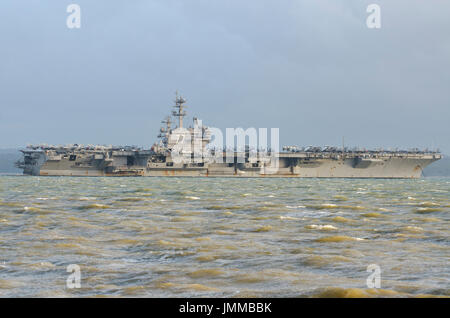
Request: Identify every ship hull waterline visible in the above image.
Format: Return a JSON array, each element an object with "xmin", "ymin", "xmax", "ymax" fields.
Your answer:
[{"xmin": 26, "ymin": 156, "xmax": 439, "ymax": 179}]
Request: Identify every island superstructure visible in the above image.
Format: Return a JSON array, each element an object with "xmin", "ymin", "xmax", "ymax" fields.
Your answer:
[{"xmin": 16, "ymin": 94, "xmax": 441, "ymax": 178}]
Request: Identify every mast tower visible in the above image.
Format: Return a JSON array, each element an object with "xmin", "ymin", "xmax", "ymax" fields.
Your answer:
[
  {"xmin": 157, "ymin": 116, "xmax": 172, "ymax": 147},
  {"xmin": 172, "ymin": 91, "xmax": 187, "ymax": 129}
]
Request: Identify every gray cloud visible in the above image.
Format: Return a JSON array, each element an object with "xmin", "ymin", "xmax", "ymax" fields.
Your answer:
[{"xmin": 0, "ymin": 0, "xmax": 449, "ymax": 152}]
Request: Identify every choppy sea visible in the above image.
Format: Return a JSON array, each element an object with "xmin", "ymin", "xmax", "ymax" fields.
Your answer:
[{"xmin": 0, "ymin": 176, "xmax": 448, "ymax": 297}]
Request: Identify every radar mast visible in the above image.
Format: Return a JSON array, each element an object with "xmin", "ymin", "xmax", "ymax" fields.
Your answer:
[
  {"xmin": 158, "ymin": 116, "xmax": 172, "ymax": 147},
  {"xmin": 172, "ymin": 91, "xmax": 187, "ymax": 129}
]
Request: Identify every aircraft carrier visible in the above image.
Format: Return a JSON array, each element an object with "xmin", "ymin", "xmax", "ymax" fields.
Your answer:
[{"xmin": 16, "ymin": 94, "xmax": 441, "ymax": 178}]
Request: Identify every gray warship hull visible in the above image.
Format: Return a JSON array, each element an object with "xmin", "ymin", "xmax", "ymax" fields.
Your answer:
[
  {"xmin": 16, "ymin": 93, "xmax": 441, "ymax": 178},
  {"xmin": 17, "ymin": 149, "xmax": 440, "ymax": 178}
]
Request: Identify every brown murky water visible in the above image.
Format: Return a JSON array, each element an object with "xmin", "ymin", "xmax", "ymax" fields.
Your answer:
[{"xmin": 0, "ymin": 176, "xmax": 448, "ymax": 297}]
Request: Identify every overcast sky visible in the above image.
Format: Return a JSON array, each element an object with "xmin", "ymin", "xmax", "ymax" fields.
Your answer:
[{"xmin": 0, "ymin": 0, "xmax": 449, "ymax": 152}]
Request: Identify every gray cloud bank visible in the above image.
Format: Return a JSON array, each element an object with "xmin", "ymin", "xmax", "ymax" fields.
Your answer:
[{"xmin": 0, "ymin": 0, "xmax": 449, "ymax": 152}]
